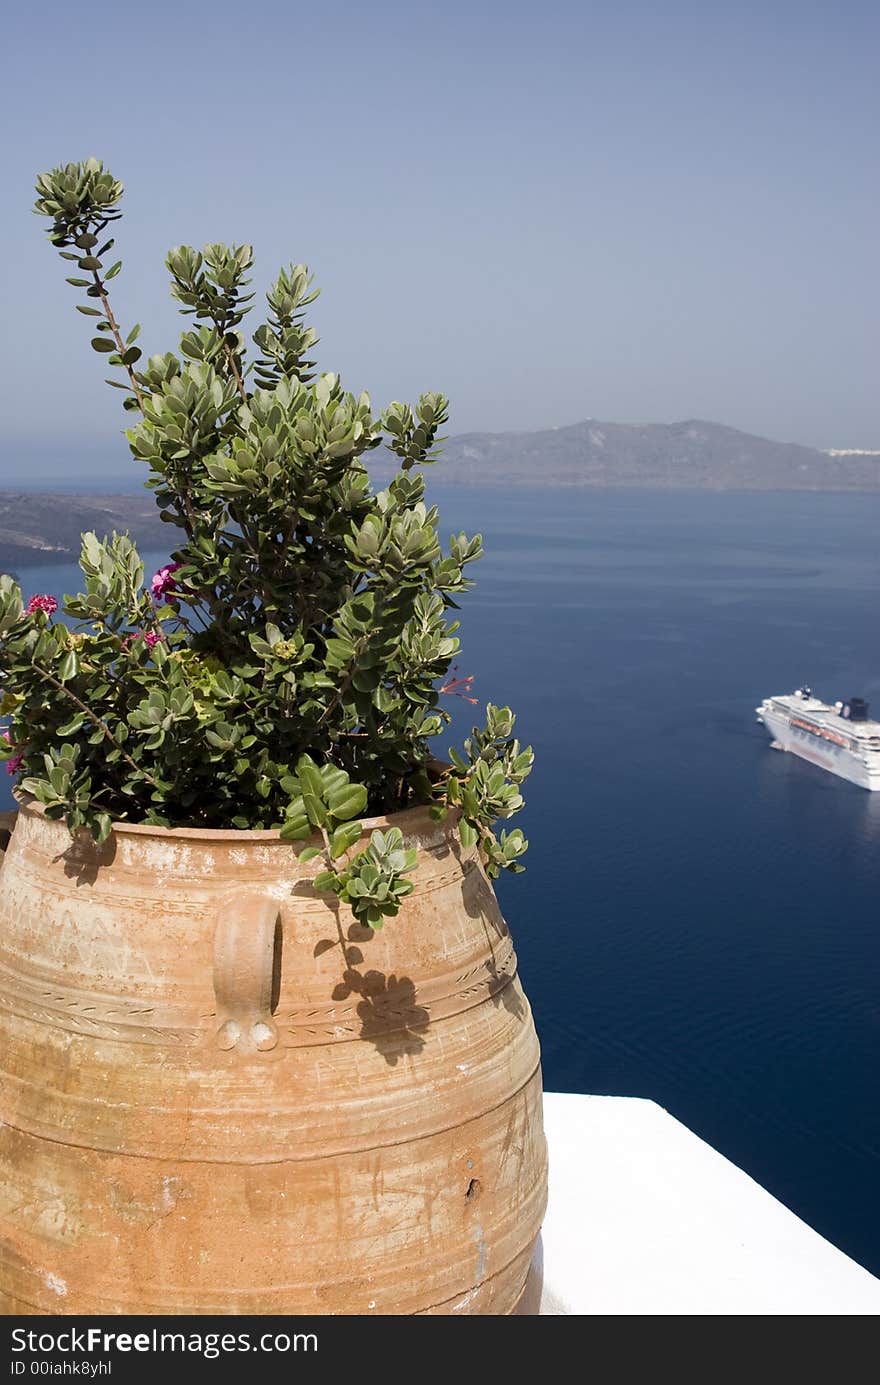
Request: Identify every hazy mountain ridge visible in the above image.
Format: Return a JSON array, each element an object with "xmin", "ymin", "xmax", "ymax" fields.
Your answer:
[
  {"xmin": 421, "ymin": 418, "xmax": 880, "ymax": 489},
  {"xmin": 0, "ymin": 493, "xmax": 167, "ymax": 571},
  {"xmin": 3, "ymin": 418, "xmax": 880, "ymax": 569}
]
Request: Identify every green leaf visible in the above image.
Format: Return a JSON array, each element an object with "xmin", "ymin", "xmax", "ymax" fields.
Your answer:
[
  {"xmin": 297, "ymin": 845, "xmax": 322, "ymax": 863},
  {"xmin": 313, "ymin": 871, "xmax": 339, "ymax": 893},
  {"xmin": 459, "ymin": 818, "xmax": 478, "ymax": 849},
  {"xmin": 95, "ymin": 813, "xmax": 113, "ymax": 844},
  {"xmin": 56, "ymin": 713, "xmax": 85, "ymax": 736},
  {"xmin": 320, "ymin": 765, "xmax": 349, "ymax": 797},
  {"xmin": 329, "ymin": 820, "xmax": 363, "ymax": 858},
  {"xmin": 326, "ymin": 783, "xmax": 368, "ymax": 822},
  {"xmin": 324, "ymin": 637, "xmax": 354, "ymax": 665},
  {"xmin": 279, "ymin": 818, "xmax": 311, "ymax": 841},
  {"xmin": 302, "ymin": 792, "xmax": 328, "ymax": 827},
  {"xmin": 58, "ymin": 650, "xmax": 78, "ymax": 682},
  {"xmin": 48, "ymin": 766, "xmax": 68, "ymax": 795},
  {"xmin": 91, "ymin": 337, "xmax": 116, "ymax": 353},
  {"xmin": 297, "ymin": 760, "xmax": 324, "ymax": 800}
]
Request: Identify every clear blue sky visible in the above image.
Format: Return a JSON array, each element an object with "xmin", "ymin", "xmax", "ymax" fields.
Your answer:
[{"xmin": 1, "ymin": 0, "xmax": 877, "ymax": 481}]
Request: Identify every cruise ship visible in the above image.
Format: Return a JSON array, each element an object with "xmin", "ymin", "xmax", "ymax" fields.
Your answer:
[{"xmin": 756, "ymin": 688, "xmax": 880, "ymax": 790}]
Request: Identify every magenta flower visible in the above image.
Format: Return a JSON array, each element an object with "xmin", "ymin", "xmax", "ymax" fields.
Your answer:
[
  {"xmin": 26, "ymin": 594, "xmax": 58, "ymax": 616},
  {"xmin": 2, "ymin": 729, "xmax": 22, "ymax": 776},
  {"xmin": 123, "ymin": 630, "xmax": 163, "ymax": 650},
  {"xmin": 150, "ymin": 563, "xmax": 182, "ymax": 601}
]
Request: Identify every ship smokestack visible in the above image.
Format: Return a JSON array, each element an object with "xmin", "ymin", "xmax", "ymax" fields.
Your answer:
[{"xmin": 842, "ymin": 697, "xmax": 870, "ymax": 721}]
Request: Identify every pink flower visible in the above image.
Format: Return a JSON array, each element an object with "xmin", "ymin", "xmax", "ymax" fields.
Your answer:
[
  {"xmin": 150, "ymin": 563, "xmax": 182, "ymax": 601},
  {"xmin": 439, "ymin": 666, "xmax": 479, "ymax": 705},
  {"xmin": 26, "ymin": 594, "xmax": 58, "ymax": 616},
  {"xmin": 123, "ymin": 630, "xmax": 163, "ymax": 650},
  {"xmin": 2, "ymin": 729, "xmax": 22, "ymax": 776}
]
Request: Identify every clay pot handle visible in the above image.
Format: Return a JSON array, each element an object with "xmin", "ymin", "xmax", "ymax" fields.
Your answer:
[{"xmin": 213, "ymin": 891, "xmax": 281, "ymax": 1052}]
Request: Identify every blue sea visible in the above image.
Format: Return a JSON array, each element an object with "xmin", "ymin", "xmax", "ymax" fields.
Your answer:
[{"xmin": 5, "ymin": 486, "xmax": 880, "ymax": 1276}]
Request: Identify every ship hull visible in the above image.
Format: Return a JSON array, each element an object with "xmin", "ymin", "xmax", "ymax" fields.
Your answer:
[{"xmin": 758, "ymin": 708, "xmax": 880, "ymax": 791}]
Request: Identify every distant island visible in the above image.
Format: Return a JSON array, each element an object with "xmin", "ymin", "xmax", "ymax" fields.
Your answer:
[
  {"xmin": 413, "ymin": 418, "xmax": 880, "ymax": 490},
  {"xmin": 2, "ymin": 417, "xmax": 880, "ymax": 569},
  {"xmin": 0, "ymin": 493, "xmax": 167, "ymax": 572}
]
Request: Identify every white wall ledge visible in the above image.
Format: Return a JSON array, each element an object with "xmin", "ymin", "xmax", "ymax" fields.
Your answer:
[{"xmin": 524, "ymin": 1092, "xmax": 880, "ymax": 1315}]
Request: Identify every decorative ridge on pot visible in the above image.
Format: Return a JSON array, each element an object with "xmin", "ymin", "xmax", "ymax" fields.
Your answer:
[{"xmin": 12, "ymin": 788, "xmax": 459, "ymax": 846}]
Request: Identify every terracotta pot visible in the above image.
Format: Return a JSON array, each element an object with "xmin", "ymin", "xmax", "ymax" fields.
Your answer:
[{"xmin": 0, "ymin": 796, "xmax": 546, "ymax": 1314}]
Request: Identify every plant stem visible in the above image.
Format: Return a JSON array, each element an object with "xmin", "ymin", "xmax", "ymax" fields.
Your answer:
[
  {"xmin": 89, "ymin": 270, "xmax": 146, "ymax": 411},
  {"xmin": 319, "ymin": 824, "xmax": 334, "ymax": 870},
  {"xmin": 222, "ymin": 340, "xmax": 248, "ymax": 404},
  {"xmin": 207, "ymin": 308, "xmax": 248, "ymax": 404},
  {"xmin": 35, "ymin": 663, "xmax": 159, "ymax": 788}
]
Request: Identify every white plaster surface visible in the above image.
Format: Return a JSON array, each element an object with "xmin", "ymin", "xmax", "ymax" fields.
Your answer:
[{"xmin": 527, "ymin": 1092, "xmax": 880, "ymax": 1315}]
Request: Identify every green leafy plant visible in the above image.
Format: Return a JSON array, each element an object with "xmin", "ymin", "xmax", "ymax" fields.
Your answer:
[{"xmin": 0, "ymin": 159, "xmax": 533, "ymax": 926}]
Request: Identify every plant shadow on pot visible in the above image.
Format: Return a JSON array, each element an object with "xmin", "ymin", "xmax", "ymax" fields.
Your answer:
[
  {"xmin": 487, "ymin": 959, "xmax": 526, "ymax": 1021},
  {"xmin": 56, "ymin": 830, "xmax": 118, "ymax": 887},
  {"xmin": 472, "ymin": 904, "xmax": 526, "ymax": 1024},
  {"xmin": 454, "ymin": 847, "xmax": 525, "ymax": 1022},
  {"xmin": 313, "ymin": 910, "xmax": 429, "ymax": 1066}
]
